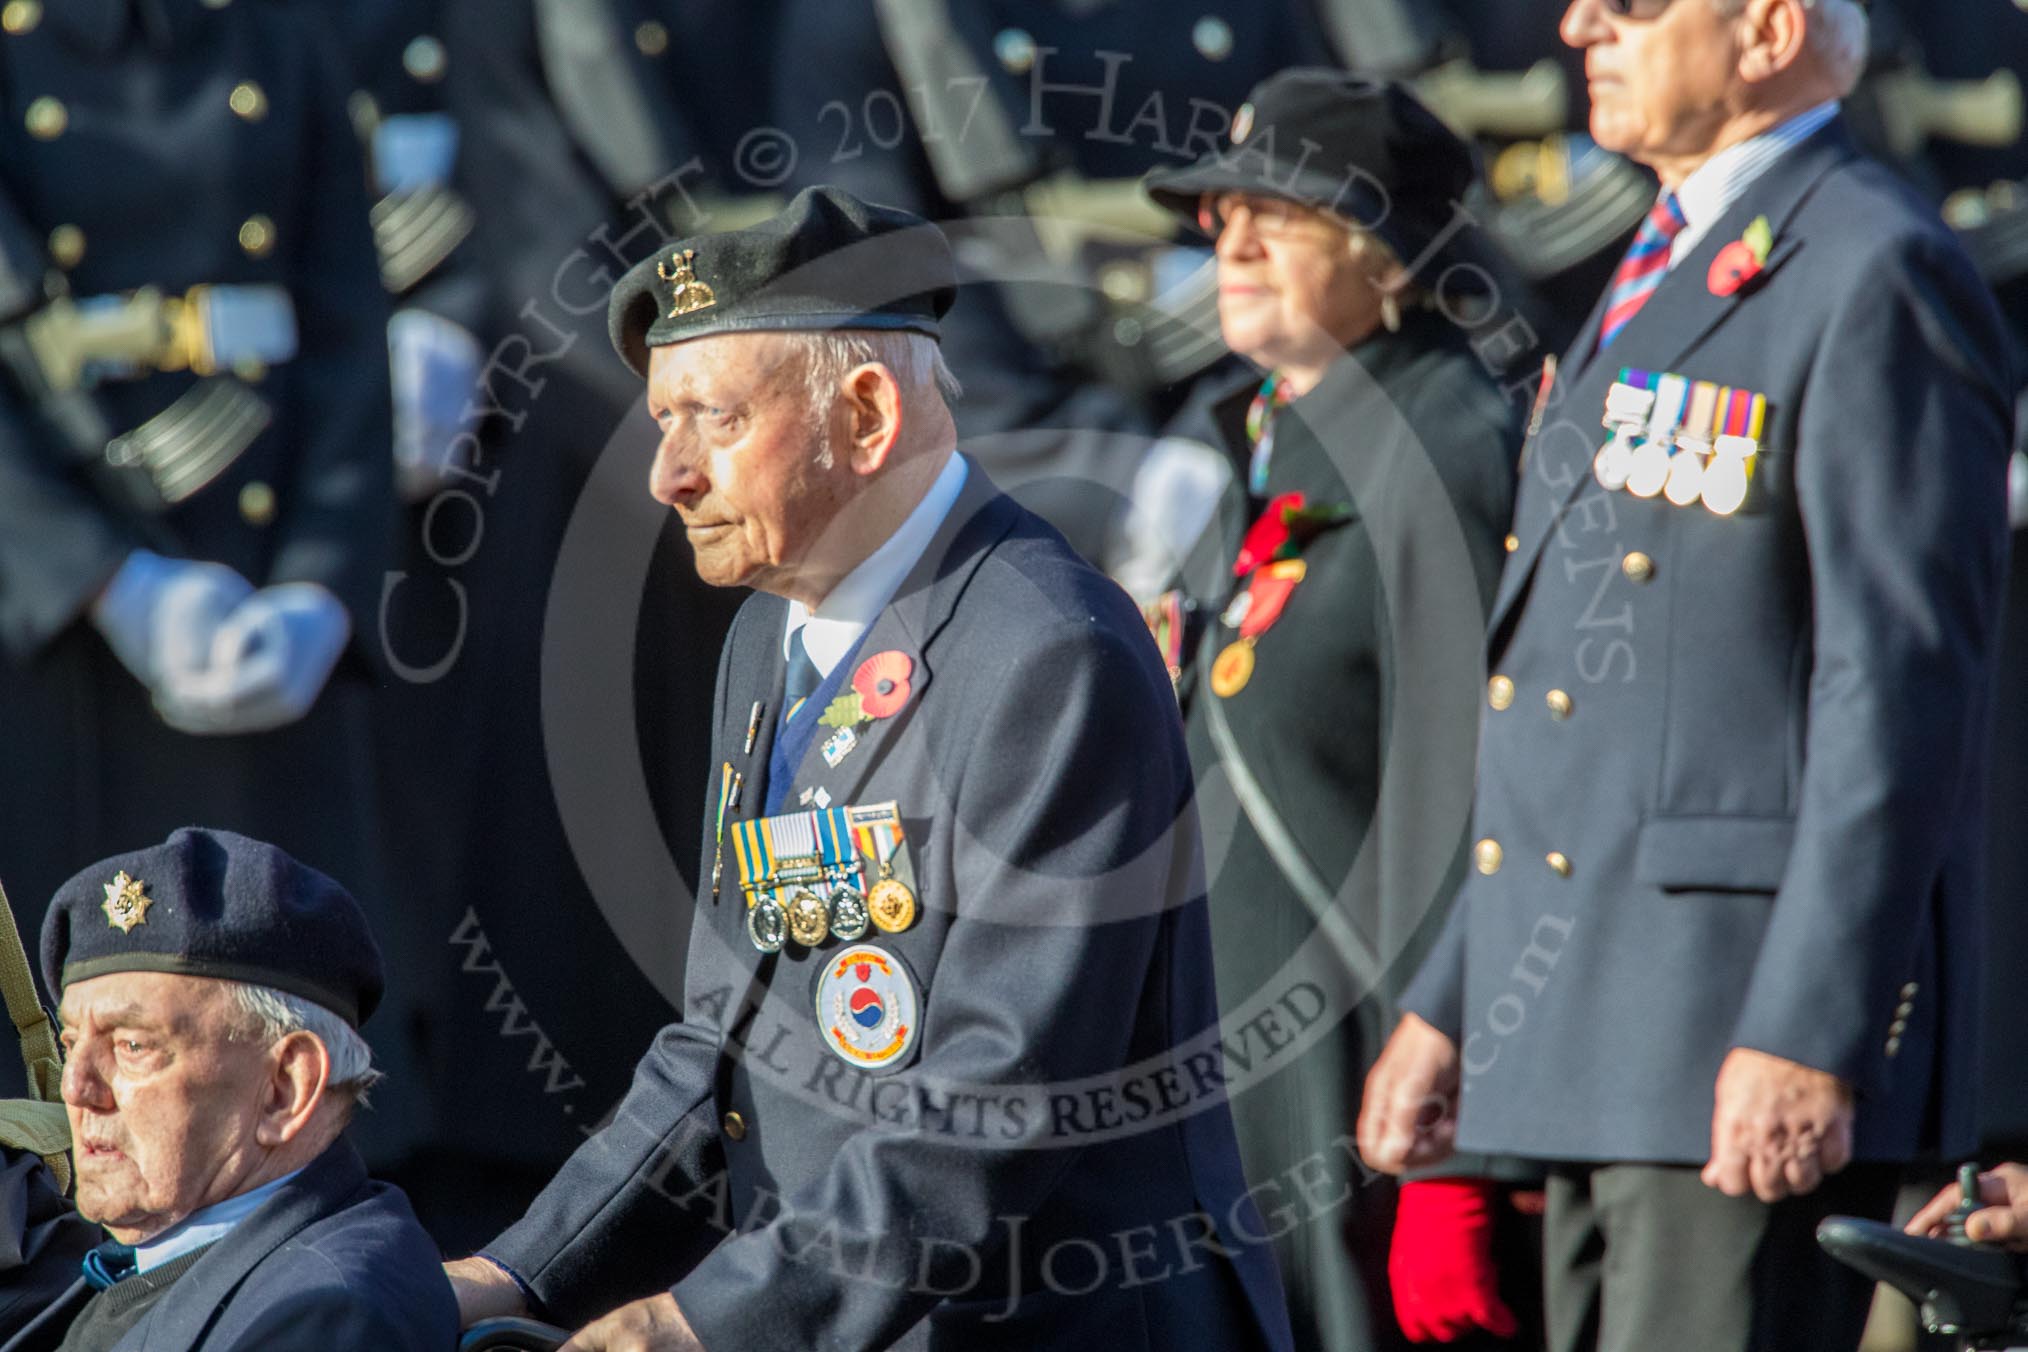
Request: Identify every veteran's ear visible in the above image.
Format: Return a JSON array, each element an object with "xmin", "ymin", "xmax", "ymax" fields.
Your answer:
[
  {"xmin": 842, "ymin": 361, "xmax": 905, "ymax": 476},
  {"xmin": 256, "ymin": 1029, "xmax": 331, "ymax": 1147}
]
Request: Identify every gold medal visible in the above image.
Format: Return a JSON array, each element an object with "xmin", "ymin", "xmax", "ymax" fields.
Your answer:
[
  {"xmin": 868, "ymin": 869, "xmax": 917, "ymax": 933},
  {"xmin": 1210, "ymin": 639, "xmax": 1256, "ymax": 697},
  {"xmin": 787, "ymin": 888, "xmax": 830, "ymax": 947}
]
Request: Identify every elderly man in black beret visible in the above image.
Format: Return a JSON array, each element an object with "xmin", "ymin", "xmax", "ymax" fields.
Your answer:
[
  {"xmin": 444, "ymin": 185, "xmax": 1294, "ymax": 1351},
  {"xmin": 2, "ymin": 827, "xmax": 455, "ymax": 1352}
]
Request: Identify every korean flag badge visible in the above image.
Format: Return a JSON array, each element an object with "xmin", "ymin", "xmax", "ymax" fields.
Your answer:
[{"xmin": 815, "ymin": 944, "xmax": 920, "ymax": 1071}]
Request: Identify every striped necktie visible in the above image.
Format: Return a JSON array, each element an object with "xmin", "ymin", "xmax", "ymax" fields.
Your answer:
[
  {"xmin": 1597, "ymin": 193, "xmax": 1688, "ymax": 352},
  {"xmin": 782, "ymin": 626, "xmax": 821, "ymax": 723}
]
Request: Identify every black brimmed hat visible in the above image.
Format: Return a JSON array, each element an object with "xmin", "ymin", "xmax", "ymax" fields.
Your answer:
[
  {"xmin": 608, "ymin": 185, "xmax": 958, "ymax": 377},
  {"xmin": 1146, "ymin": 71, "xmax": 1482, "ymax": 278},
  {"xmin": 42, "ymin": 827, "xmax": 385, "ymax": 1027}
]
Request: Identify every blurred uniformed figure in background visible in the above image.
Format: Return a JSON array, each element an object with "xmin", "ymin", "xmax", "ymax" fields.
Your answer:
[
  {"xmin": 0, "ymin": 0, "xmax": 418, "ymax": 1156},
  {"xmin": 359, "ymin": 0, "xmax": 771, "ymax": 1238}
]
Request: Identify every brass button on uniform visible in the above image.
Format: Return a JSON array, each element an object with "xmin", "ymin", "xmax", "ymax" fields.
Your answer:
[
  {"xmin": 2, "ymin": 0, "xmax": 42, "ymax": 35},
  {"xmin": 1622, "ymin": 551, "xmax": 1655, "ymax": 584},
  {"xmin": 1504, "ymin": 533, "xmax": 1519, "ymax": 554},
  {"xmin": 1546, "ymin": 851, "xmax": 1572, "ymax": 878},
  {"xmin": 1887, "ymin": 1019, "xmax": 1908, "ymax": 1039},
  {"xmin": 1884, "ymin": 1036, "xmax": 1902, "ymax": 1059},
  {"xmin": 1192, "ymin": 16, "xmax": 1234, "ymax": 60},
  {"xmin": 403, "ymin": 34, "xmax": 448, "ymax": 82},
  {"xmin": 229, "ymin": 80, "xmax": 268, "ymax": 121},
  {"xmin": 1546, "ymin": 689, "xmax": 1573, "ymax": 720},
  {"xmin": 634, "ymin": 19, "xmax": 668, "ymax": 55},
  {"xmin": 1487, "ymin": 675, "xmax": 1514, "ymax": 711},
  {"xmin": 722, "ymin": 1110, "xmax": 747, "ymax": 1141},
  {"xmin": 994, "ymin": 27, "xmax": 1036, "ymax": 73},
  {"xmin": 1474, "ymin": 838, "xmax": 1503, "ymax": 875},
  {"xmin": 1893, "ymin": 1000, "xmax": 1914, "ymax": 1020},
  {"xmin": 238, "ymin": 480, "xmax": 277, "ymax": 526},
  {"xmin": 238, "ymin": 214, "xmax": 275, "ymax": 257},
  {"xmin": 1900, "ymin": 982, "xmax": 1919, "ymax": 1000},
  {"xmin": 47, "ymin": 223, "xmax": 84, "ymax": 269},
  {"xmin": 25, "ymin": 95, "xmax": 65, "ymax": 140}
]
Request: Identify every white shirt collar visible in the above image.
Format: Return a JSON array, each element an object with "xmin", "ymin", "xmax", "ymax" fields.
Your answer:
[
  {"xmin": 1670, "ymin": 100, "xmax": 1840, "ymax": 264},
  {"xmin": 783, "ymin": 453, "xmax": 969, "ymax": 678},
  {"xmin": 134, "ymin": 1168, "xmax": 302, "ymax": 1274}
]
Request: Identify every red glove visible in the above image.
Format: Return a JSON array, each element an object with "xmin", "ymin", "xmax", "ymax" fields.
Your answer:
[{"xmin": 1388, "ymin": 1178, "xmax": 1519, "ymax": 1344}]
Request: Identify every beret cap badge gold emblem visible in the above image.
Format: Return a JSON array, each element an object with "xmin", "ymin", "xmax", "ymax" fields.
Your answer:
[
  {"xmin": 101, "ymin": 871, "xmax": 154, "ymax": 933},
  {"xmin": 658, "ymin": 248, "xmax": 717, "ymax": 318}
]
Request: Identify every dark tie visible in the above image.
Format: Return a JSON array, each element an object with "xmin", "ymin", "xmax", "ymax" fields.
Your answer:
[
  {"xmin": 1597, "ymin": 192, "xmax": 1688, "ymax": 351},
  {"xmin": 783, "ymin": 627, "xmax": 822, "ymax": 722},
  {"xmin": 82, "ymin": 1239, "xmax": 138, "ymax": 1291}
]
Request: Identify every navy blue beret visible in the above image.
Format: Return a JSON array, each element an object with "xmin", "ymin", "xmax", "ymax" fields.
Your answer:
[
  {"xmin": 608, "ymin": 184, "xmax": 957, "ymax": 378},
  {"xmin": 41, "ymin": 827, "xmax": 384, "ymax": 1027}
]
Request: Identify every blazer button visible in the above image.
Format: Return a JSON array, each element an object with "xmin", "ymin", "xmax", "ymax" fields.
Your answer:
[
  {"xmin": 1504, "ymin": 533, "xmax": 1519, "ymax": 554},
  {"xmin": 238, "ymin": 480, "xmax": 277, "ymax": 526},
  {"xmin": 722, "ymin": 1110, "xmax": 747, "ymax": 1142},
  {"xmin": 1888, "ymin": 1019, "xmax": 1908, "ymax": 1038},
  {"xmin": 47, "ymin": 224, "xmax": 84, "ymax": 269},
  {"xmin": 229, "ymin": 80, "xmax": 268, "ymax": 121},
  {"xmin": 1474, "ymin": 838, "xmax": 1503, "ymax": 875},
  {"xmin": 1545, "ymin": 851, "xmax": 1572, "ymax": 878},
  {"xmin": 1621, "ymin": 551, "xmax": 1655, "ymax": 584},
  {"xmin": 1546, "ymin": 689, "xmax": 1573, "ymax": 720},
  {"xmin": 238, "ymin": 214, "xmax": 275, "ymax": 257},
  {"xmin": 1884, "ymin": 1037, "xmax": 1902, "ymax": 1059},
  {"xmin": 1894, "ymin": 1001, "xmax": 1914, "ymax": 1020},
  {"xmin": 634, "ymin": 19, "xmax": 668, "ymax": 55},
  {"xmin": 994, "ymin": 28, "xmax": 1036, "ymax": 73},
  {"xmin": 1900, "ymin": 982, "xmax": 1918, "ymax": 1000},
  {"xmin": 404, "ymin": 34, "xmax": 448, "ymax": 83},
  {"xmin": 24, "ymin": 95, "xmax": 65, "ymax": 140},
  {"xmin": 2, "ymin": 0, "xmax": 41, "ymax": 35},
  {"xmin": 1487, "ymin": 675, "xmax": 1514, "ymax": 711}
]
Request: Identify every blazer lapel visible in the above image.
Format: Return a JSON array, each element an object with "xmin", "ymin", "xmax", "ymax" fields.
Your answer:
[
  {"xmin": 134, "ymin": 1140, "xmax": 368, "ymax": 1352},
  {"xmin": 1491, "ymin": 120, "xmax": 1858, "ymax": 634},
  {"xmin": 786, "ymin": 469, "xmax": 1020, "ymax": 811}
]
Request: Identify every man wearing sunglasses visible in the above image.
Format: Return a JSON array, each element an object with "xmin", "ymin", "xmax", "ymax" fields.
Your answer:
[{"xmin": 1359, "ymin": 1, "xmax": 2015, "ymax": 1350}]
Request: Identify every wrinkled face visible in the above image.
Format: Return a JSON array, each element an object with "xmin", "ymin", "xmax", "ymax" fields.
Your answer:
[
  {"xmin": 59, "ymin": 972, "xmax": 270, "ymax": 1243},
  {"xmin": 645, "ymin": 333, "xmax": 854, "ymax": 595},
  {"xmin": 1562, "ymin": 0, "xmax": 1741, "ymax": 167},
  {"xmin": 1211, "ymin": 193, "xmax": 1382, "ymax": 371}
]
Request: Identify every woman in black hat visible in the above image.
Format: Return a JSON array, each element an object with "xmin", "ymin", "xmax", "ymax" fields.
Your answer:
[{"xmin": 1143, "ymin": 71, "xmax": 1537, "ymax": 1351}]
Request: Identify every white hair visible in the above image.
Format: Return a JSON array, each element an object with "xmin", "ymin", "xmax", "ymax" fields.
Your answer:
[
  {"xmin": 221, "ymin": 982, "xmax": 382, "ymax": 1109},
  {"xmin": 1711, "ymin": 0, "xmax": 1869, "ymax": 94},
  {"xmin": 785, "ymin": 330, "xmax": 962, "ymax": 436}
]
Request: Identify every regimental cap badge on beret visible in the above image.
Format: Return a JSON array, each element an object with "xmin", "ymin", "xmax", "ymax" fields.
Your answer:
[
  {"xmin": 657, "ymin": 247, "xmax": 717, "ymax": 319},
  {"xmin": 101, "ymin": 871, "xmax": 153, "ymax": 934}
]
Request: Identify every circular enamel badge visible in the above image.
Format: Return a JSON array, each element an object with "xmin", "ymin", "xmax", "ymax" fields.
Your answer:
[{"xmin": 815, "ymin": 945, "xmax": 919, "ymax": 1070}]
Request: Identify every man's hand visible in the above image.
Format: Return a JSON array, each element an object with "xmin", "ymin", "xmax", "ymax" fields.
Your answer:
[
  {"xmin": 443, "ymin": 1256, "xmax": 528, "ymax": 1328},
  {"xmin": 560, "ymin": 1293, "xmax": 704, "ymax": 1352},
  {"xmin": 1907, "ymin": 1163, "xmax": 2028, "ymax": 1249},
  {"xmin": 1357, "ymin": 1012, "xmax": 1462, "ymax": 1176},
  {"xmin": 1700, "ymin": 1046, "xmax": 1853, "ymax": 1202}
]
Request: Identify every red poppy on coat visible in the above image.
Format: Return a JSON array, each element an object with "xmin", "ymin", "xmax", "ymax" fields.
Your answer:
[{"xmin": 853, "ymin": 650, "xmax": 915, "ymax": 719}]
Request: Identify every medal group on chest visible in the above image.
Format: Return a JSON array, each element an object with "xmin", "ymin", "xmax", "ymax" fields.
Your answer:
[{"xmin": 1593, "ymin": 367, "xmax": 1771, "ymax": 517}]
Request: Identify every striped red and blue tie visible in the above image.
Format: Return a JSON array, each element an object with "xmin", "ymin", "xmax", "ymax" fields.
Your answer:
[{"xmin": 1597, "ymin": 193, "xmax": 1687, "ymax": 352}]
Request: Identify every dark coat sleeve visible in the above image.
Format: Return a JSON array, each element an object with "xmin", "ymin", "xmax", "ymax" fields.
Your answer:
[
  {"xmin": 263, "ymin": 32, "xmax": 395, "ymax": 632},
  {"xmin": 1730, "ymin": 226, "xmax": 2013, "ymax": 1089}
]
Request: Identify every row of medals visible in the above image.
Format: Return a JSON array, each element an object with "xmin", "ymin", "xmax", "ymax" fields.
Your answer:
[
  {"xmin": 746, "ymin": 866, "xmax": 916, "ymax": 955},
  {"xmin": 1593, "ymin": 381, "xmax": 1759, "ymax": 516}
]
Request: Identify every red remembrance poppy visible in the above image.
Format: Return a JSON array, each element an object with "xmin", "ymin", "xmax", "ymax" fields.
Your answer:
[
  {"xmin": 1233, "ymin": 491, "xmax": 1307, "ymax": 577},
  {"xmin": 1708, "ymin": 240, "xmax": 1763, "ymax": 298},
  {"xmin": 852, "ymin": 650, "xmax": 915, "ymax": 719}
]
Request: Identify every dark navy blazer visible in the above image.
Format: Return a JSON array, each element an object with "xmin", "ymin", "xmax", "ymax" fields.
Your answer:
[
  {"xmin": 489, "ymin": 469, "xmax": 1295, "ymax": 1351},
  {"xmin": 1, "ymin": 1138, "xmax": 456, "ymax": 1352},
  {"xmin": 1401, "ymin": 119, "xmax": 2016, "ymax": 1165}
]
